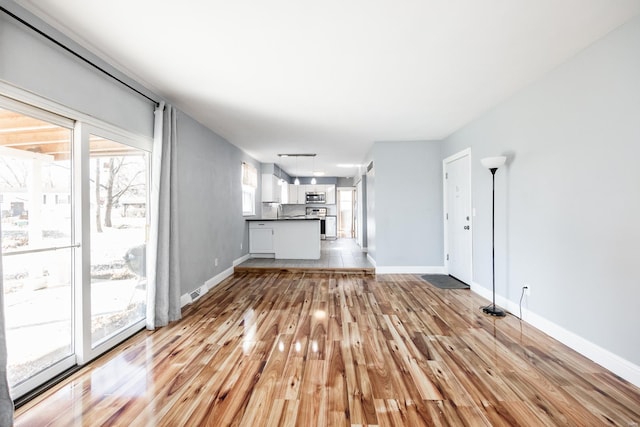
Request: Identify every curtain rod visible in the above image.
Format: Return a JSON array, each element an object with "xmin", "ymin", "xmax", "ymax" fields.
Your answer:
[{"xmin": 0, "ymin": 5, "xmax": 159, "ymax": 106}]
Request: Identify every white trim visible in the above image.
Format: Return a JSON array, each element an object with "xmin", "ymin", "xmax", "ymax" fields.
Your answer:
[
  {"xmin": 179, "ymin": 293, "xmax": 193, "ymax": 308},
  {"xmin": 375, "ymin": 266, "xmax": 446, "ymax": 275},
  {"xmin": 443, "ymin": 147, "xmax": 472, "ymax": 163},
  {"xmin": 233, "ymin": 254, "xmax": 251, "ymax": 266},
  {"xmin": 87, "ymin": 320, "xmax": 146, "ymax": 364},
  {"xmin": 0, "ymin": 94, "xmax": 74, "ymax": 128},
  {"xmin": 367, "ymin": 253, "xmax": 376, "ymax": 267},
  {"xmin": 471, "ymin": 282, "xmax": 640, "ymax": 388},
  {"xmin": 442, "ymin": 147, "xmax": 473, "ymax": 284},
  {"xmin": 10, "ymin": 355, "xmax": 76, "ymax": 399},
  {"xmin": 205, "ymin": 266, "xmax": 234, "ymax": 291},
  {"xmin": 180, "ymin": 265, "xmax": 236, "ymax": 308}
]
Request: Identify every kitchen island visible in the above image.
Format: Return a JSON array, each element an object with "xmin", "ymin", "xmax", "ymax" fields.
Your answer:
[{"xmin": 247, "ymin": 218, "xmax": 321, "ymax": 260}]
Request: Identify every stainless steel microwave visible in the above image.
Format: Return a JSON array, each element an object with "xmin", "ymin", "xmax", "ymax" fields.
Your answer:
[{"xmin": 305, "ymin": 192, "xmax": 326, "ymax": 204}]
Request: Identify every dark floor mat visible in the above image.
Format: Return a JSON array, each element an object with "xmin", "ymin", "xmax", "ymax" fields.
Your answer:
[{"xmin": 420, "ymin": 274, "xmax": 470, "ymax": 289}]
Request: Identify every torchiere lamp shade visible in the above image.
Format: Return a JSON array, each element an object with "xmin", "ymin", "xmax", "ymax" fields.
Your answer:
[{"xmin": 481, "ymin": 156, "xmax": 506, "ymax": 169}]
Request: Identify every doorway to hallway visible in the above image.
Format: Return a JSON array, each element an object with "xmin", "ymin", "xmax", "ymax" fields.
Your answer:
[{"xmin": 337, "ymin": 187, "xmax": 356, "ymax": 239}]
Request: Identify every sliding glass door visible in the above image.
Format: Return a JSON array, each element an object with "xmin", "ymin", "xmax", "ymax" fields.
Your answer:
[
  {"xmin": 88, "ymin": 134, "xmax": 148, "ymax": 348},
  {"xmin": 1, "ymin": 97, "xmax": 150, "ymax": 399},
  {"xmin": 0, "ymin": 104, "xmax": 76, "ymax": 397}
]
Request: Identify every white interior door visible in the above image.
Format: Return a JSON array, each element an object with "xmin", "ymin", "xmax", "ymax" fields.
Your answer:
[{"xmin": 444, "ymin": 150, "xmax": 472, "ymax": 284}]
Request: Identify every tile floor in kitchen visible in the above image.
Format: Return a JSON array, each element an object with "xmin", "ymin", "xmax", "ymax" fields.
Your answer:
[{"xmin": 237, "ymin": 238, "xmax": 373, "ymax": 269}]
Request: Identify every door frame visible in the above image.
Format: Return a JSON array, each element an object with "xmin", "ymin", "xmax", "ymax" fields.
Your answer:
[
  {"xmin": 443, "ymin": 148, "xmax": 473, "ymax": 282},
  {"xmin": 76, "ymin": 122, "xmax": 149, "ymax": 365},
  {"xmin": 0, "ymin": 95, "xmax": 78, "ymax": 399},
  {"xmin": 337, "ymin": 186, "xmax": 356, "ymax": 239},
  {"xmin": 0, "ymin": 83, "xmax": 151, "ymax": 398}
]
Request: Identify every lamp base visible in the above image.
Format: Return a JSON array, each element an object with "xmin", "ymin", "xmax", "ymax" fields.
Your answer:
[{"xmin": 482, "ymin": 305, "xmax": 506, "ymax": 317}]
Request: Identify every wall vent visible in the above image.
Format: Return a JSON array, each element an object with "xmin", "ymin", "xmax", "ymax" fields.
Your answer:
[{"xmin": 190, "ymin": 288, "xmax": 202, "ymax": 301}]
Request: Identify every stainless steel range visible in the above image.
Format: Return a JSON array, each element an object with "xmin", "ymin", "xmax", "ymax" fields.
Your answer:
[
  {"xmin": 305, "ymin": 207, "xmax": 327, "ymax": 218},
  {"xmin": 306, "ymin": 207, "xmax": 328, "ymax": 239}
]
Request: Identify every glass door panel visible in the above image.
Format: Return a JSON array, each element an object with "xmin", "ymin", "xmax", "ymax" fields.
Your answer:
[
  {"xmin": 88, "ymin": 134, "xmax": 148, "ymax": 347},
  {"xmin": 0, "ymin": 107, "xmax": 74, "ymax": 392}
]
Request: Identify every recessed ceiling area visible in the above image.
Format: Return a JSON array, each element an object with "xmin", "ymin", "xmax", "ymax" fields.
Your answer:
[{"xmin": 13, "ymin": 0, "xmax": 640, "ymax": 177}]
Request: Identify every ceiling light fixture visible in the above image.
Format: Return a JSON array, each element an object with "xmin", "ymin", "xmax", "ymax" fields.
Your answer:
[
  {"xmin": 310, "ymin": 156, "xmax": 317, "ymax": 185},
  {"xmin": 277, "ymin": 154, "xmax": 316, "ymax": 185}
]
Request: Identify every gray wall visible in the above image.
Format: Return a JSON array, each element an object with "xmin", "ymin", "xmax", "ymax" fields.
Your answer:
[
  {"xmin": 176, "ymin": 112, "xmax": 259, "ymax": 295},
  {"xmin": 0, "ymin": 2, "xmax": 260, "ymax": 298},
  {"xmin": 442, "ymin": 15, "xmax": 640, "ymax": 365},
  {"xmin": 371, "ymin": 141, "xmax": 443, "ymax": 267},
  {"xmin": 0, "ymin": 2, "xmax": 154, "ymax": 137}
]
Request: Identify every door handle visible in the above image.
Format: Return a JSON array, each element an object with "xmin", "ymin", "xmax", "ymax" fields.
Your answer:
[{"xmin": 464, "ymin": 225, "xmax": 470, "ymax": 230}]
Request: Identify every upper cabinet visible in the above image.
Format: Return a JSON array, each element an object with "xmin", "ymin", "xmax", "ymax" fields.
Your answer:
[
  {"xmin": 288, "ymin": 184, "xmax": 300, "ymax": 204},
  {"xmin": 283, "ymin": 183, "xmax": 336, "ymax": 204},
  {"xmin": 261, "ymin": 174, "xmax": 283, "ymax": 203},
  {"xmin": 325, "ymin": 184, "xmax": 336, "ymax": 204}
]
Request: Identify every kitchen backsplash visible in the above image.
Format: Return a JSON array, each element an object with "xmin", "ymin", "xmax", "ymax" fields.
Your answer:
[{"xmin": 282, "ymin": 204, "xmax": 337, "ymax": 216}]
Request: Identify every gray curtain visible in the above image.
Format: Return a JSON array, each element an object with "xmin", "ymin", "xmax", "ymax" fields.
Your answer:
[
  {"xmin": 146, "ymin": 103, "xmax": 182, "ymax": 329},
  {"xmin": 0, "ymin": 219, "xmax": 14, "ymax": 426}
]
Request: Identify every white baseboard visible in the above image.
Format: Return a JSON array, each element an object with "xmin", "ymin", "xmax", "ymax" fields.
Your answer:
[
  {"xmin": 233, "ymin": 254, "xmax": 251, "ymax": 266},
  {"xmin": 179, "ymin": 292, "xmax": 193, "ymax": 308},
  {"xmin": 471, "ymin": 282, "xmax": 640, "ymax": 389},
  {"xmin": 205, "ymin": 265, "xmax": 234, "ymax": 290},
  {"xmin": 375, "ymin": 266, "xmax": 446, "ymax": 275},
  {"xmin": 367, "ymin": 253, "xmax": 376, "ymax": 267},
  {"xmin": 180, "ymin": 265, "xmax": 235, "ymax": 308}
]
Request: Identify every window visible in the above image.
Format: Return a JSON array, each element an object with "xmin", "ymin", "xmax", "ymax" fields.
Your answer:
[
  {"xmin": 242, "ymin": 162, "xmax": 257, "ymax": 216},
  {"xmin": 0, "ymin": 95, "xmax": 151, "ymax": 399}
]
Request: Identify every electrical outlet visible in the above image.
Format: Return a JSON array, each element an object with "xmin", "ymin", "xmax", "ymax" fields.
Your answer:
[
  {"xmin": 214, "ymin": 258, "xmax": 219, "ymax": 267},
  {"xmin": 523, "ymin": 284, "xmax": 530, "ymax": 296}
]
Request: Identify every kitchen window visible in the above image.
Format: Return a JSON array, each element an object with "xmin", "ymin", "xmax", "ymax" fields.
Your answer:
[{"xmin": 241, "ymin": 162, "xmax": 257, "ymax": 216}]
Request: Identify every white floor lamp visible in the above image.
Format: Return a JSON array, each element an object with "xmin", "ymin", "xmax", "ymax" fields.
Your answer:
[{"xmin": 481, "ymin": 156, "xmax": 507, "ymax": 317}]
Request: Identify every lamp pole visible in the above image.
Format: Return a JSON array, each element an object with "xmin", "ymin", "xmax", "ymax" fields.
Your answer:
[{"xmin": 481, "ymin": 157, "xmax": 506, "ymax": 317}]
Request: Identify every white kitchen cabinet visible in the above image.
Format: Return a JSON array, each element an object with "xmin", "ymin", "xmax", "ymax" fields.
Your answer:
[
  {"xmin": 325, "ymin": 185, "xmax": 336, "ymax": 204},
  {"xmin": 288, "ymin": 184, "xmax": 300, "ymax": 204},
  {"xmin": 325, "ymin": 216, "xmax": 337, "ymax": 239},
  {"xmin": 261, "ymin": 174, "xmax": 282, "ymax": 203},
  {"xmin": 248, "ymin": 219, "xmax": 320, "ymax": 259},
  {"xmin": 298, "ymin": 184, "xmax": 308, "ymax": 203},
  {"xmin": 280, "ymin": 182, "xmax": 289, "ymax": 204},
  {"xmin": 287, "ymin": 184, "xmax": 307, "ymax": 204},
  {"xmin": 249, "ymin": 222, "xmax": 274, "ymax": 253},
  {"xmin": 273, "ymin": 220, "xmax": 321, "ymax": 259}
]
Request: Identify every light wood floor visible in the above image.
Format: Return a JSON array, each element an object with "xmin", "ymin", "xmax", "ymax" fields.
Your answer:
[{"xmin": 15, "ymin": 272, "xmax": 640, "ymax": 426}]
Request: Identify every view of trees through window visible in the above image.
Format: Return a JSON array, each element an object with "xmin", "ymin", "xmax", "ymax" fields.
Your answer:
[
  {"xmin": 89, "ymin": 135, "xmax": 148, "ymax": 347},
  {"xmin": 0, "ymin": 106, "xmax": 149, "ymax": 393}
]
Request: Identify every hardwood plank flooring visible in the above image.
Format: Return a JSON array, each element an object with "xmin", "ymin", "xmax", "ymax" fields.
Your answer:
[{"xmin": 14, "ymin": 272, "xmax": 640, "ymax": 426}]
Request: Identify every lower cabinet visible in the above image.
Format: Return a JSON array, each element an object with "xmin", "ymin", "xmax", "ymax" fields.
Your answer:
[
  {"xmin": 248, "ymin": 220, "xmax": 320, "ymax": 259},
  {"xmin": 249, "ymin": 223, "xmax": 274, "ymax": 253},
  {"xmin": 325, "ymin": 216, "xmax": 337, "ymax": 239}
]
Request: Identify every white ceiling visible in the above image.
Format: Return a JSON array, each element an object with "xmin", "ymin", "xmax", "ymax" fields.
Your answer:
[{"xmin": 15, "ymin": 0, "xmax": 640, "ymax": 178}]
